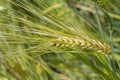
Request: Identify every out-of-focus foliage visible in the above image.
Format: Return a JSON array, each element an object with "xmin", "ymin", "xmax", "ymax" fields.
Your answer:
[{"xmin": 0, "ymin": 0, "xmax": 120, "ymax": 80}]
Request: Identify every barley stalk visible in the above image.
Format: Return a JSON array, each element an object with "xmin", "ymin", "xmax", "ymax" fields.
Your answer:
[{"xmin": 50, "ymin": 36, "xmax": 111, "ymax": 55}]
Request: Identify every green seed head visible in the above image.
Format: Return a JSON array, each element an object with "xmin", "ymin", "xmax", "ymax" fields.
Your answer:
[{"xmin": 92, "ymin": 0, "xmax": 107, "ymax": 10}]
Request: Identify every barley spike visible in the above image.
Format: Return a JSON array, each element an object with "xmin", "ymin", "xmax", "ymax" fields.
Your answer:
[{"xmin": 50, "ymin": 36, "xmax": 111, "ymax": 55}]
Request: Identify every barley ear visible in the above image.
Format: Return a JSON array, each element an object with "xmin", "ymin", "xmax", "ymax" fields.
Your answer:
[{"xmin": 50, "ymin": 36, "xmax": 111, "ymax": 55}]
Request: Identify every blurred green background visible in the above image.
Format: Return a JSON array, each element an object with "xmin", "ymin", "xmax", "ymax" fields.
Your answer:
[{"xmin": 0, "ymin": 0, "xmax": 120, "ymax": 80}]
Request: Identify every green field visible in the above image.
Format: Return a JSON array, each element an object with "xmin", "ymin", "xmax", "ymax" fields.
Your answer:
[{"xmin": 0, "ymin": 0, "xmax": 120, "ymax": 80}]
